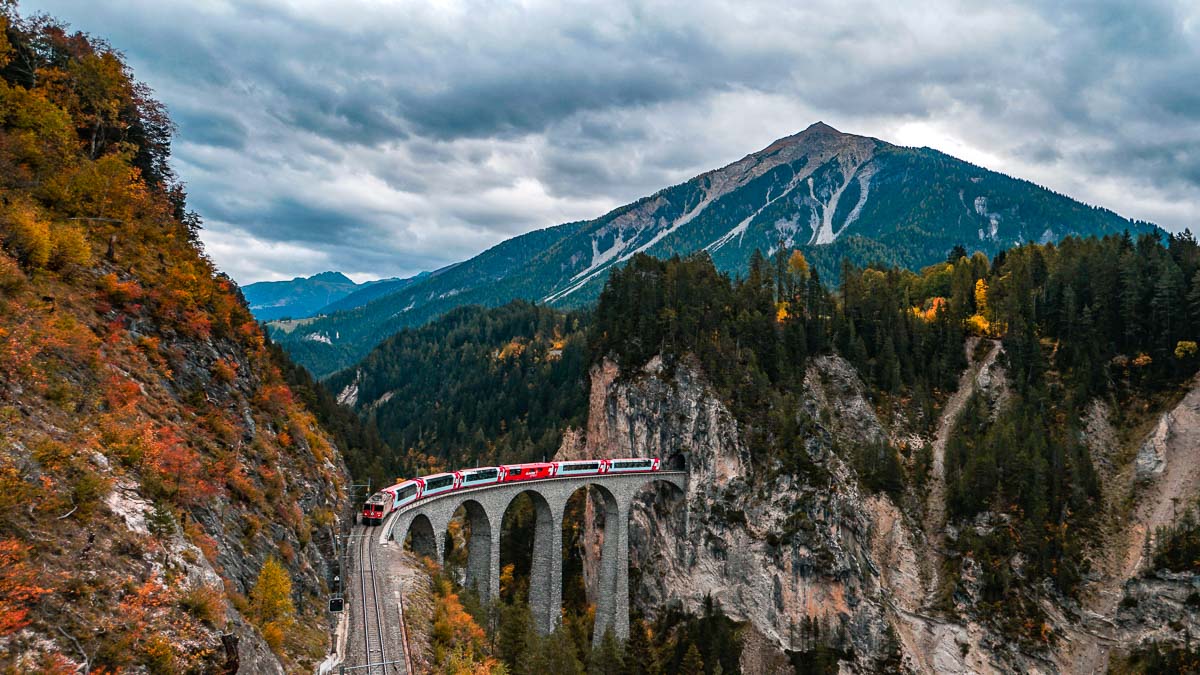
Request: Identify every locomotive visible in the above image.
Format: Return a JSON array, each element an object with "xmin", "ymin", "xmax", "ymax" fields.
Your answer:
[{"xmin": 360, "ymin": 457, "xmax": 660, "ymax": 526}]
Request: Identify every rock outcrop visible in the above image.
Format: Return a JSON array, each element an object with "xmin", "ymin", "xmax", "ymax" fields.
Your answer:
[{"xmin": 558, "ymin": 355, "xmax": 899, "ymax": 669}]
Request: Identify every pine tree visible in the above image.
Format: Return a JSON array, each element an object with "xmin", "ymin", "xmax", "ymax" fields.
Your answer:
[
  {"xmin": 625, "ymin": 619, "xmax": 655, "ymax": 675},
  {"xmin": 588, "ymin": 627, "xmax": 625, "ymax": 675},
  {"xmin": 545, "ymin": 627, "xmax": 585, "ymax": 675},
  {"xmin": 497, "ymin": 601, "xmax": 532, "ymax": 670},
  {"xmin": 1189, "ymin": 271, "xmax": 1200, "ymax": 337},
  {"xmin": 679, "ymin": 643, "xmax": 705, "ymax": 675},
  {"xmin": 1152, "ymin": 260, "xmax": 1186, "ymax": 359}
]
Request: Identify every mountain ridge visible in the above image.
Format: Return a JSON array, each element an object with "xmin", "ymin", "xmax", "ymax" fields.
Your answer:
[
  {"xmin": 273, "ymin": 122, "xmax": 1159, "ymax": 377},
  {"xmin": 243, "ymin": 269, "xmax": 427, "ymax": 321}
]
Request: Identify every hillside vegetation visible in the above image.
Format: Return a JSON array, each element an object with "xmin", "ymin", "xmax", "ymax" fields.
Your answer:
[
  {"xmin": 0, "ymin": 7, "xmax": 347, "ymax": 671},
  {"xmin": 352, "ymin": 230, "xmax": 1200, "ymax": 671}
]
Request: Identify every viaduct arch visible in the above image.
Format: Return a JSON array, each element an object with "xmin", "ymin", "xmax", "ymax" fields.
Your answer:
[{"xmin": 380, "ymin": 472, "xmax": 687, "ymax": 643}]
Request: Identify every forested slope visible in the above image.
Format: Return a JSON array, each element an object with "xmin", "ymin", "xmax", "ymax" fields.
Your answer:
[
  {"xmin": 0, "ymin": 8, "xmax": 349, "ymax": 672},
  {"xmin": 348, "ymin": 230, "xmax": 1200, "ymax": 672}
]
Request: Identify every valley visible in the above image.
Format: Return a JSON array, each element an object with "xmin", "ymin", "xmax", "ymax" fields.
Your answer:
[{"xmin": 3, "ymin": 2, "xmax": 1199, "ymax": 673}]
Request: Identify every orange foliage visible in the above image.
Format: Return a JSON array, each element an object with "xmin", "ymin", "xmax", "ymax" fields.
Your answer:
[
  {"xmin": 145, "ymin": 425, "xmax": 218, "ymax": 505},
  {"xmin": 911, "ymin": 296, "xmax": 947, "ymax": 322},
  {"xmin": 0, "ymin": 539, "xmax": 52, "ymax": 636},
  {"xmin": 212, "ymin": 357, "xmax": 238, "ymax": 384},
  {"xmin": 432, "ymin": 579, "xmax": 486, "ymax": 653},
  {"xmin": 98, "ymin": 272, "xmax": 143, "ymax": 306},
  {"xmin": 104, "ymin": 374, "xmax": 142, "ymax": 409},
  {"xmin": 255, "ymin": 383, "xmax": 294, "ymax": 418}
]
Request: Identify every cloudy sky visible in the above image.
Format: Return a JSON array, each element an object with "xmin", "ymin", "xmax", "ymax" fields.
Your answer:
[{"xmin": 20, "ymin": 0, "xmax": 1200, "ymax": 284}]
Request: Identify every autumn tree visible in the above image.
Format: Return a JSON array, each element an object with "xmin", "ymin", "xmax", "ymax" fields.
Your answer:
[{"xmin": 250, "ymin": 556, "xmax": 294, "ymax": 650}]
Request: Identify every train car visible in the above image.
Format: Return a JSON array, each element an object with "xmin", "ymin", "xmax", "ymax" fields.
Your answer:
[
  {"xmin": 418, "ymin": 472, "xmax": 458, "ymax": 499},
  {"xmin": 459, "ymin": 466, "xmax": 503, "ymax": 489},
  {"xmin": 390, "ymin": 480, "xmax": 420, "ymax": 510},
  {"xmin": 554, "ymin": 459, "xmax": 607, "ymax": 477},
  {"xmin": 605, "ymin": 457, "xmax": 660, "ymax": 474},
  {"xmin": 500, "ymin": 462, "xmax": 555, "ymax": 482},
  {"xmin": 361, "ymin": 486, "xmax": 397, "ymax": 525}
]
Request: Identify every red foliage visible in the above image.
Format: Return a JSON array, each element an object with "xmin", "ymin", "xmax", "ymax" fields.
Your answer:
[
  {"xmin": 255, "ymin": 383, "xmax": 293, "ymax": 418},
  {"xmin": 0, "ymin": 539, "xmax": 52, "ymax": 636},
  {"xmin": 97, "ymin": 273, "xmax": 143, "ymax": 306},
  {"xmin": 104, "ymin": 374, "xmax": 141, "ymax": 410},
  {"xmin": 145, "ymin": 426, "xmax": 218, "ymax": 505}
]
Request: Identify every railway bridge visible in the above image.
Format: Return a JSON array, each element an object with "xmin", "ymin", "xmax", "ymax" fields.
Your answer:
[{"xmin": 377, "ymin": 471, "xmax": 687, "ymax": 643}]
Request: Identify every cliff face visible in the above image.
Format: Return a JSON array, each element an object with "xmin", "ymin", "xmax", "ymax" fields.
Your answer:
[
  {"xmin": 559, "ymin": 353, "xmax": 1200, "ymax": 673},
  {"xmin": 558, "ymin": 355, "xmax": 898, "ymax": 669}
]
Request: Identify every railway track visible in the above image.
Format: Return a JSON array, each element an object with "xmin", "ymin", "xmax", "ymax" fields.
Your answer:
[{"xmin": 357, "ymin": 525, "xmax": 391, "ymax": 674}]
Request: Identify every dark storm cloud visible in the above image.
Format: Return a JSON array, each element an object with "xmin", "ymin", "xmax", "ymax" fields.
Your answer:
[{"xmin": 18, "ymin": 0, "xmax": 1200, "ymax": 283}]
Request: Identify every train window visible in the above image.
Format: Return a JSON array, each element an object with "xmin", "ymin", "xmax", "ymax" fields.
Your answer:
[
  {"xmin": 563, "ymin": 462, "xmax": 599, "ymax": 471},
  {"xmin": 466, "ymin": 469, "xmax": 498, "ymax": 481},
  {"xmin": 614, "ymin": 460, "xmax": 651, "ymax": 469},
  {"xmin": 398, "ymin": 485, "xmax": 416, "ymax": 500},
  {"xmin": 426, "ymin": 475, "xmax": 453, "ymax": 490},
  {"xmin": 510, "ymin": 468, "xmax": 523, "ymax": 475}
]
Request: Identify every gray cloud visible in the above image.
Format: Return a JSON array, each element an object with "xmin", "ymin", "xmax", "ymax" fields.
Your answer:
[{"xmin": 18, "ymin": 0, "xmax": 1200, "ymax": 283}]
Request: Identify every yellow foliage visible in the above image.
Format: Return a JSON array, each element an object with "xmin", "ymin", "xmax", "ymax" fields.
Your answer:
[
  {"xmin": 141, "ymin": 634, "xmax": 176, "ymax": 674},
  {"xmin": 250, "ymin": 556, "xmax": 294, "ymax": 626},
  {"xmin": 775, "ymin": 302, "xmax": 790, "ymax": 323},
  {"xmin": 1176, "ymin": 341, "xmax": 1198, "ymax": 360},
  {"xmin": 965, "ymin": 313, "xmax": 990, "ymax": 337},
  {"xmin": 0, "ymin": 253, "xmax": 24, "ymax": 294},
  {"xmin": 499, "ymin": 563, "xmax": 515, "ymax": 597},
  {"xmin": 3, "ymin": 201, "xmax": 52, "ymax": 268},
  {"xmin": 787, "ymin": 249, "xmax": 809, "ymax": 279},
  {"xmin": 974, "ymin": 278, "xmax": 988, "ymax": 314},
  {"xmin": 0, "ymin": 17, "xmax": 9, "ymax": 69},
  {"xmin": 262, "ymin": 621, "xmax": 285, "ymax": 653},
  {"xmin": 1132, "ymin": 353, "xmax": 1153, "ymax": 368},
  {"xmin": 49, "ymin": 223, "xmax": 91, "ymax": 271}
]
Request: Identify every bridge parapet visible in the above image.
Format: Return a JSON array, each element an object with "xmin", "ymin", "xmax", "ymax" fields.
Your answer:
[{"xmin": 378, "ymin": 472, "xmax": 687, "ymax": 641}]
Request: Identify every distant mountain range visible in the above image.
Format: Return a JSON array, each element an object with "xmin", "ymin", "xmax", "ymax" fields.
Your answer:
[
  {"xmin": 272, "ymin": 122, "xmax": 1158, "ymax": 377},
  {"xmin": 242, "ymin": 270, "xmax": 426, "ymax": 321}
]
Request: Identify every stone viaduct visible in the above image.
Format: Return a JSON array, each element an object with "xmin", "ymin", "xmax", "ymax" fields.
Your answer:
[{"xmin": 377, "ymin": 472, "xmax": 687, "ymax": 644}]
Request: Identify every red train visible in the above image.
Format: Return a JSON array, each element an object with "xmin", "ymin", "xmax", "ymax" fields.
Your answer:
[{"xmin": 360, "ymin": 458, "xmax": 660, "ymax": 525}]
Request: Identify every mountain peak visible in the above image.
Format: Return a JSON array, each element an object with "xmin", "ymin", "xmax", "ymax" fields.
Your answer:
[
  {"xmin": 753, "ymin": 121, "xmax": 862, "ymax": 158},
  {"xmin": 803, "ymin": 120, "xmax": 840, "ymax": 134},
  {"xmin": 309, "ymin": 271, "xmax": 354, "ymax": 283}
]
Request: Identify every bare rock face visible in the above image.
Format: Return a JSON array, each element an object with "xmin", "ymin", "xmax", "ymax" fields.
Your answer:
[
  {"xmin": 1135, "ymin": 412, "xmax": 1173, "ymax": 478},
  {"xmin": 558, "ymin": 355, "xmax": 897, "ymax": 668}
]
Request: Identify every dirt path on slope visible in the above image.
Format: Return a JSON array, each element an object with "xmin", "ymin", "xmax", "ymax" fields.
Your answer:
[
  {"xmin": 922, "ymin": 338, "xmax": 1002, "ymax": 597},
  {"xmin": 1063, "ymin": 376, "xmax": 1200, "ymax": 674},
  {"xmin": 870, "ymin": 339, "xmax": 1007, "ymax": 674}
]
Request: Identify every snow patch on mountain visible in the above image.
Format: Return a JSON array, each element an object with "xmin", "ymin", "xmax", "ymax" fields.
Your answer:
[
  {"xmin": 808, "ymin": 160, "xmax": 874, "ymax": 245},
  {"xmin": 544, "ymin": 193, "xmax": 715, "ymax": 303},
  {"xmin": 972, "ymin": 196, "xmax": 1002, "ymax": 240},
  {"xmin": 838, "ymin": 164, "xmax": 875, "ymax": 236},
  {"xmin": 707, "ymin": 169, "xmax": 805, "ymax": 253}
]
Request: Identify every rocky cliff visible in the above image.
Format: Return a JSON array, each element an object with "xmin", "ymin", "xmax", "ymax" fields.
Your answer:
[
  {"xmin": 558, "ymin": 351, "xmax": 1200, "ymax": 673},
  {"xmin": 558, "ymin": 355, "xmax": 901, "ymax": 670},
  {"xmin": 0, "ymin": 9, "xmax": 349, "ymax": 670}
]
